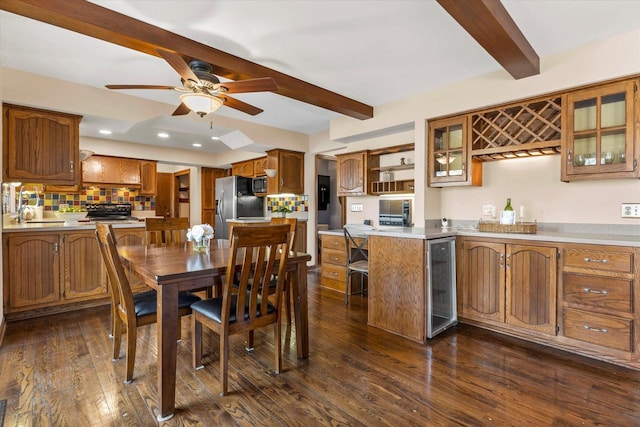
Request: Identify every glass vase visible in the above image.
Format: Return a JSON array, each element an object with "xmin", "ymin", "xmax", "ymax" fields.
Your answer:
[{"xmin": 192, "ymin": 237, "xmax": 210, "ymax": 253}]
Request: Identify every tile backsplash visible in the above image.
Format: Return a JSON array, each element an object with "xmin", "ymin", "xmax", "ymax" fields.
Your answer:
[
  {"xmin": 267, "ymin": 195, "xmax": 308, "ymax": 212},
  {"xmin": 3, "ymin": 185, "xmax": 154, "ymax": 212}
]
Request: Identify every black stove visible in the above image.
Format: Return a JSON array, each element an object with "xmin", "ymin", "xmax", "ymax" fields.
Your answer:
[{"xmin": 85, "ymin": 203, "xmax": 135, "ymax": 221}]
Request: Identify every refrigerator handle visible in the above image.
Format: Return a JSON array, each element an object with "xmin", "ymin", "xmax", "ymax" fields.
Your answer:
[{"xmin": 217, "ymin": 190, "xmax": 224, "ymax": 223}]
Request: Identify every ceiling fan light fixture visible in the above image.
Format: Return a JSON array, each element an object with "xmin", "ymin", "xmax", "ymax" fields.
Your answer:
[{"xmin": 179, "ymin": 93, "xmax": 223, "ymax": 117}]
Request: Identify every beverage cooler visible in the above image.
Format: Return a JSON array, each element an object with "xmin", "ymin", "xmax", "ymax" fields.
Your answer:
[{"xmin": 426, "ymin": 237, "xmax": 457, "ymax": 338}]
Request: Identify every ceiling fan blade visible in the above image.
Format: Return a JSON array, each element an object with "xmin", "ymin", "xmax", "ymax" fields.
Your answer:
[
  {"xmin": 106, "ymin": 84, "xmax": 176, "ymax": 90},
  {"xmin": 156, "ymin": 48, "xmax": 200, "ymax": 83},
  {"xmin": 171, "ymin": 103, "xmax": 191, "ymax": 116},
  {"xmin": 219, "ymin": 95, "xmax": 263, "ymax": 116},
  {"xmin": 222, "ymin": 77, "xmax": 278, "ymax": 94}
]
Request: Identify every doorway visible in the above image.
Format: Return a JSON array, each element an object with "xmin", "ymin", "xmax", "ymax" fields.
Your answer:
[{"xmin": 315, "ymin": 154, "xmax": 341, "ymax": 265}]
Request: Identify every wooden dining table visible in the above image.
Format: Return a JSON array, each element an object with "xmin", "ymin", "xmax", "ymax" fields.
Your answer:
[{"xmin": 118, "ymin": 239, "xmax": 311, "ymax": 421}]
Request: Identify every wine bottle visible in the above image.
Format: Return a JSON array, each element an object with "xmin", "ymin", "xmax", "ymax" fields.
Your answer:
[
  {"xmin": 504, "ymin": 198, "xmax": 513, "ymax": 211},
  {"xmin": 500, "ymin": 198, "xmax": 515, "ymax": 225}
]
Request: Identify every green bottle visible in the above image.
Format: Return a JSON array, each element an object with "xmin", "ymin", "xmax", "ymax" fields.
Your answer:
[{"xmin": 504, "ymin": 198, "xmax": 513, "ymax": 211}]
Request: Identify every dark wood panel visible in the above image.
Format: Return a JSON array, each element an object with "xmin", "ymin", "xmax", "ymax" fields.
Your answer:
[{"xmin": 369, "ymin": 236, "xmax": 425, "ymax": 342}]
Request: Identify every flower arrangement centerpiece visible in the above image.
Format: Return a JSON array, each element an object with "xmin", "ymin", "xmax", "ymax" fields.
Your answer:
[
  {"xmin": 187, "ymin": 223, "xmax": 214, "ymax": 253},
  {"xmin": 273, "ymin": 206, "xmax": 292, "ymax": 218}
]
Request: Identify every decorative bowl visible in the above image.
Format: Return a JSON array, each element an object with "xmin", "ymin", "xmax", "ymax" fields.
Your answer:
[{"xmin": 55, "ymin": 211, "xmax": 88, "ymax": 223}]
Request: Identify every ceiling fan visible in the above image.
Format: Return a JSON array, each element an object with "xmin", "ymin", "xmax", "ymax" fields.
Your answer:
[{"xmin": 106, "ymin": 49, "xmax": 278, "ymax": 117}]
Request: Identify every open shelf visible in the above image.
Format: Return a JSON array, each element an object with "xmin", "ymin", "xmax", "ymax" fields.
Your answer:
[{"xmin": 370, "ymin": 179, "xmax": 415, "ymax": 195}]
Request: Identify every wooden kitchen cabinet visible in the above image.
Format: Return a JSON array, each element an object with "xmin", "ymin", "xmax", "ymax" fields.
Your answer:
[
  {"xmin": 368, "ymin": 144, "xmax": 414, "ymax": 195},
  {"xmin": 3, "ymin": 233, "xmax": 61, "ymax": 309},
  {"xmin": 295, "ymin": 220, "xmax": 307, "ymax": 254},
  {"xmin": 320, "ymin": 233, "xmax": 368, "ymax": 294},
  {"xmin": 560, "ymin": 244, "xmax": 637, "ymax": 356},
  {"xmin": 3, "ymin": 227, "xmax": 148, "ymax": 319},
  {"xmin": 562, "ymin": 78, "xmax": 639, "ymax": 181},
  {"xmin": 459, "ymin": 238, "xmax": 557, "ymax": 335},
  {"xmin": 62, "ymin": 231, "xmax": 107, "ymax": 300},
  {"xmin": 139, "ymin": 160, "xmax": 157, "ymax": 195},
  {"xmin": 82, "ymin": 155, "xmax": 141, "ymax": 186},
  {"xmin": 428, "ymin": 115, "xmax": 482, "ymax": 187},
  {"xmin": 3, "ymin": 103, "xmax": 82, "ymax": 185},
  {"xmin": 253, "ymin": 157, "xmax": 268, "ymax": 177},
  {"xmin": 266, "ymin": 149, "xmax": 304, "ymax": 194},
  {"xmin": 336, "ymin": 151, "xmax": 376, "ymax": 196},
  {"xmin": 231, "ymin": 159, "xmax": 254, "ymax": 178}
]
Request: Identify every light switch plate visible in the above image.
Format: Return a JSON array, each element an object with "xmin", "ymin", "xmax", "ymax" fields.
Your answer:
[
  {"xmin": 351, "ymin": 203, "xmax": 363, "ymax": 212},
  {"xmin": 621, "ymin": 203, "xmax": 640, "ymax": 218},
  {"xmin": 482, "ymin": 204, "xmax": 495, "ymax": 216}
]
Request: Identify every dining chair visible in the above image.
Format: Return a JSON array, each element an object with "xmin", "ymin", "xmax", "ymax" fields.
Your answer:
[
  {"xmin": 191, "ymin": 223, "xmax": 291, "ymax": 396},
  {"xmin": 145, "ymin": 217, "xmax": 190, "ymax": 245},
  {"xmin": 269, "ymin": 217, "xmax": 297, "ymax": 324},
  {"xmin": 344, "ymin": 226, "xmax": 369, "ymax": 304},
  {"xmin": 95, "ymin": 222, "xmax": 201, "ymax": 383}
]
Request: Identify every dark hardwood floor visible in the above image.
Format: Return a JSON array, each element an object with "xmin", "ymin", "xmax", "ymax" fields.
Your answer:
[{"xmin": 1, "ymin": 269, "xmax": 639, "ymax": 426}]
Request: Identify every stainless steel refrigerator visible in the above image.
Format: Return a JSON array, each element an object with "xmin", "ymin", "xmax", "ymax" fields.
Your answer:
[{"xmin": 215, "ymin": 176, "xmax": 265, "ymax": 239}]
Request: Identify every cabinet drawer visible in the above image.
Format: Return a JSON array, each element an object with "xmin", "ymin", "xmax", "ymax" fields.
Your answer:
[
  {"xmin": 563, "ymin": 308, "xmax": 632, "ymax": 352},
  {"xmin": 563, "ymin": 248, "xmax": 632, "ymax": 273},
  {"xmin": 323, "ymin": 248, "xmax": 346, "ymax": 266},
  {"xmin": 322, "ymin": 264, "xmax": 346, "ymax": 283},
  {"xmin": 563, "ymin": 273, "xmax": 632, "ymax": 313},
  {"xmin": 322, "ymin": 235, "xmax": 346, "ymax": 251}
]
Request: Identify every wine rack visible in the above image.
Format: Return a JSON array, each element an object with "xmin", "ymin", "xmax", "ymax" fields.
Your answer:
[{"xmin": 471, "ymin": 96, "xmax": 562, "ymax": 160}]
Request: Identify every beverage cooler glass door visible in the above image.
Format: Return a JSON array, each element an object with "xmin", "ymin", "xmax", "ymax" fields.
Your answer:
[{"xmin": 426, "ymin": 237, "xmax": 457, "ymax": 338}]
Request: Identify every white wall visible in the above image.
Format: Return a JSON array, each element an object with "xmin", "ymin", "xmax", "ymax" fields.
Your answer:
[{"xmin": 316, "ymin": 29, "xmax": 640, "ymax": 226}]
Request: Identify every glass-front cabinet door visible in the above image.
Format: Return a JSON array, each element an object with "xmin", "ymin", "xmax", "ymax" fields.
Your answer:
[
  {"xmin": 428, "ymin": 116, "xmax": 481, "ymax": 186},
  {"xmin": 562, "ymin": 79, "xmax": 638, "ymax": 181}
]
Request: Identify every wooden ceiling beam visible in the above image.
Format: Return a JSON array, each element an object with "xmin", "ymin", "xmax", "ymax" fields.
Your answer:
[
  {"xmin": 436, "ymin": 0, "xmax": 539, "ymax": 79},
  {"xmin": 0, "ymin": 0, "xmax": 374, "ymax": 120}
]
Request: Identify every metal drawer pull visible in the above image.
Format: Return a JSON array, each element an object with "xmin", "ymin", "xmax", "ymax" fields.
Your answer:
[
  {"xmin": 584, "ymin": 325, "xmax": 608, "ymax": 333},
  {"xmin": 330, "ymin": 272, "xmax": 338, "ymax": 276},
  {"xmin": 330, "ymin": 257, "xmax": 339, "ymax": 261},
  {"xmin": 583, "ymin": 288, "xmax": 608, "ymax": 295},
  {"xmin": 331, "ymin": 241, "xmax": 339, "ymax": 245},
  {"xmin": 583, "ymin": 257, "xmax": 607, "ymax": 263}
]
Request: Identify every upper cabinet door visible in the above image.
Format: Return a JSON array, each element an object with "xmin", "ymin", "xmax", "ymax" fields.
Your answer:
[
  {"xmin": 336, "ymin": 152, "xmax": 367, "ymax": 196},
  {"xmin": 562, "ymin": 79, "xmax": 638, "ymax": 181},
  {"xmin": 428, "ymin": 115, "xmax": 482, "ymax": 187},
  {"xmin": 266, "ymin": 149, "xmax": 304, "ymax": 195},
  {"xmin": 3, "ymin": 104, "xmax": 81, "ymax": 185}
]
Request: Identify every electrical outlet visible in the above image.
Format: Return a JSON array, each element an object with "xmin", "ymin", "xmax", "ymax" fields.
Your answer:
[
  {"xmin": 351, "ymin": 203, "xmax": 363, "ymax": 212},
  {"xmin": 621, "ymin": 203, "xmax": 640, "ymax": 218}
]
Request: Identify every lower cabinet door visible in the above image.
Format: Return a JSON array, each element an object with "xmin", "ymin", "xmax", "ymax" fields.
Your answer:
[
  {"xmin": 506, "ymin": 244, "xmax": 557, "ymax": 335},
  {"xmin": 63, "ymin": 232, "xmax": 108, "ymax": 300},
  {"xmin": 6, "ymin": 234, "xmax": 61, "ymax": 309}
]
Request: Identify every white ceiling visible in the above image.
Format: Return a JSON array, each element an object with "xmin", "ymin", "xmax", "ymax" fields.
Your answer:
[{"xmin": 1, "ymin": 0, "xmax": 639, "ymax": 155}]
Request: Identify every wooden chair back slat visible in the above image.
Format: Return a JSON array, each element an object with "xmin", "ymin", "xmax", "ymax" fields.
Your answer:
[{"xmin": 145, "ymin": 217, "xmax": 190, "ymax": 244}]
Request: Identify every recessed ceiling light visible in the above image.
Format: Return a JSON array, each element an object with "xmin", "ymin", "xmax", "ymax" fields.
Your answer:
[
  {"xmin": 98, "ymin": 129, "xmax": 112, "ymax": 135},
  {"xmin": 211, "ymin": 136, "xmax": 220, "ymax": 141},
  {"xmin": 158, "ymin": 132, "xmax": 169, "ymax": 138},
  {"xmin": 192, "ymin": 143, "xmax": 202, "ymax": 147}
]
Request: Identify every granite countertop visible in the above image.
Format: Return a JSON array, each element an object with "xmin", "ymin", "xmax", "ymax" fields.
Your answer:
[
  {"xmin": 3, "ymin": 219, "xmax": 146, "ymax": 232},
  {"xmin": 228, "ymin": 217, "xmax": 308, "ymax": 223},
  {"xmin": 319, "ymin": 226, "xmax": 640, "ymax": 247}
]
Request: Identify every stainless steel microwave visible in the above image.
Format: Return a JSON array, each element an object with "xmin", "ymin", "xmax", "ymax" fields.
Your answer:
[
  {"xmin": 379, "ymin": 199, "xmax": 412, "ymax": 227},
  {"xmin": 252, "ymin": 176, "xmax": 267, "ymax": 194}
]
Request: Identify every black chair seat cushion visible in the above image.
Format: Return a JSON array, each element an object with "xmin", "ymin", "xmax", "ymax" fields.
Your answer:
[
  {"xmin": 191, "ymin": 294, "xmax": 275, "ymax": 324},
  {"xmin": 133, "ymin": 291, "xmax": 201, "ymax": 317}
]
